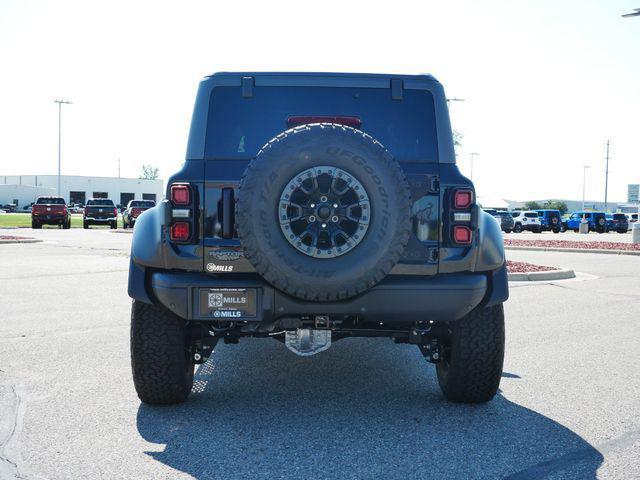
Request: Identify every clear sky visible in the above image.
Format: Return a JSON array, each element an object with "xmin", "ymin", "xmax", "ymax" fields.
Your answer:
[{"xmin": 0, "ymin": 0, "xmax": 638, "ymax": 202}]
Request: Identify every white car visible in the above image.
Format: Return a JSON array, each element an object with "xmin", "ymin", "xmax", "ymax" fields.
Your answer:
[{"xmin": 511, "ymin": 211, "xmax": 542, "ymax": 233}]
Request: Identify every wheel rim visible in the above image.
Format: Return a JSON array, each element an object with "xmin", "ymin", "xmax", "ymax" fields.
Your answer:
[{"xmin": 278, "ymin": 166, "xmax": 370, "ymax": 259}]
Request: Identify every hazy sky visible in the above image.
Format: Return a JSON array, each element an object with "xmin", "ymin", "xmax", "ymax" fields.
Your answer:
[{"xmin": 0, "ymin": 0, "xmax": 638, "ymax": 202}]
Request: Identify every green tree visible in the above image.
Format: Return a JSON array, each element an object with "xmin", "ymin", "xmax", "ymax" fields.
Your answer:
[
  {"xmin": 543, "ymin": 200, "xmax": 568, "ymax": 215},
  {"xmin": 139, "ymin": 164, "xmax": 160, "ymax": 180},
  {"xmin": 524, "ymin": 201, "xmax": 541, "ymax": 210},
  {"xmin": 453, "ymin": 130, "xmax": 463, "ymax": 149}
]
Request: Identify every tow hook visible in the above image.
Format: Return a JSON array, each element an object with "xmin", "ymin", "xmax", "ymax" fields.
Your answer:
[
  {"xmin": 419, "ymin": 339, "xmax": 442, "ymax": 364},
  {"xmin": 410, "ymin": 326, "xmax": 442, "ymax": 363},
  {"xmin": 190, "ymin": 335, "xmax": 219, "ymax": 364}
]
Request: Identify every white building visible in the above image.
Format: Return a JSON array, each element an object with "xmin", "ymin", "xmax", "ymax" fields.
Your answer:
[{"xmin": 0, "ymin": 174, "xmax": 164, "ymax": 208}]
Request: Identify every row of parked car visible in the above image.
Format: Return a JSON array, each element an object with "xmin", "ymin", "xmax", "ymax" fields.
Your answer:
[
  {"xmin": 29, "ymin": 196, "xmax": 156, "ymax": 229},
  {"xmin": 485, "ymin": 209, "xmax": 638, "ymax": 234}
]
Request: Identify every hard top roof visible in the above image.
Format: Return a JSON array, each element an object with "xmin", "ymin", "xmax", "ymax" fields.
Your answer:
[{"xmin": 202, "ymin": 72, "xmax": 441, "ymax": 90}]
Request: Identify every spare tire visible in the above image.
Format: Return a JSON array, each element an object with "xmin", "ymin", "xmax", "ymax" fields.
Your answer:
[{"xmin": 236, "ymin": 123, "xmax": 412, "ymax": 301}]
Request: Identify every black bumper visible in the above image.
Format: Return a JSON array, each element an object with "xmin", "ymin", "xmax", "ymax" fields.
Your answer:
[
  {"xmin": 33, "ymin": 215, "xmax": 67, "ymax": 224},
  {"xmin": 130, "ymin": 265, "xmax": 509, "ymax": 324}
]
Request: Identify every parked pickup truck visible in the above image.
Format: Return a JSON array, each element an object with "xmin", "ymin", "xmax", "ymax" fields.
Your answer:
[
  {"xmin": 127, "ymin": 72, "xmax": 508, "ymax": 406},
  {"xmin": 123, "ymin": 200, "xmax": 156, "ymax": 229},
  {"xmin": 83, "ymin": 198, "xmax": 118, "ymax": 229},
  {"xmin": 31, "ymin": 197, "xmax": 70, "ymax": 229}
]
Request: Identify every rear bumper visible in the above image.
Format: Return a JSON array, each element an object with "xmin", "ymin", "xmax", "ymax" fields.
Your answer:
[
  {"xmin": 32, "ymin": 214, "xmax": 67, "ymax": 223},
  {"xmin": 130, "ymin": 264, "xmax": 509, "ymax": 324},
  {"xmin": 84, "ymin": 217, "xmax": 117, "ymax": 222}
]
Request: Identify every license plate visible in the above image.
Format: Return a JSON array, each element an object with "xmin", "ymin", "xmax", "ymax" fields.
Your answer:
[
  {"xmin": 99, "ymin": 209, "xmax": 103, "ymax": 212},
  {"xmin": 46, "ymin": 207, "xmax": 51, "ymax": 211},
  {"xmin": 199, "ymin": 288, "xmax": 257, "ymax": 318}
]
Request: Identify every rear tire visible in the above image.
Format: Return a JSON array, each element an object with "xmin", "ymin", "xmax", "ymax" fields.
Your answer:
[
  {"xmin": 436, "ymin": 304, "xmax": 505, "ymax": 403},
  {"xmin": 111, "ymin": 221, "xmax": 117, "ymax": 229},
  {"xmin": 63, "ymin": 219, "xmax": 71, "ymax": 229},
  {"xmin": 83, "ymin": 221, "xmax": 89, "ymax": 229},
  {"xmin": 31, "ymin": 220, "xmax": 41, "ymax": 229},
  {"xmin": 130, "ymin": 301, "xmax": 194, "ymax": 405},
  {"xmin": 513, "ymin": 223, "xmax": 522, "ymax": 233}
]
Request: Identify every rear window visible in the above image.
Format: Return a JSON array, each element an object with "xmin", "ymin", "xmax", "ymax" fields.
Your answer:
[
  {"xmin": 87, "ymin": 199, "xmax": 115, "ymax": 206},
  {"xmin": 36, "ymin": 197, "xmax": 64, "ymax": 204},
  {"xmin": 205, "ymin": 86, "xmax": 439, "ymax": 162},
  {"xmin": 524, "ymin": 213, "xmax": 538, "ymax": 218},
  {"xmin": 130, "ymin": 201, "xmax": 155, "ymax": 208},
  {"xmin": 613, "ymin": 214, "xmax": 626, "ymax": 220}
]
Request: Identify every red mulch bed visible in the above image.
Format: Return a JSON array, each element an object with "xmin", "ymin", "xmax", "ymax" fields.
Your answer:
[
  {"xmin": 504, "ymin": 238, "xmax": 640, "ymax": 252},
  {"xmin": 0, "ymin": 235, "xmax": 31, "ymax": 241},
  {"xmin": 506, "ymin": 260, "xmax": 559, "ymax": 273}
]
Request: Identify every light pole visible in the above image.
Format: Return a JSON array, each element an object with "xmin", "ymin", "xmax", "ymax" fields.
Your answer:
[
  {"xmin": 469, "ymin": 152, "xmax": 479, "ymax": 181},
  {"xmin": 582, "ymin": 165, "xmax": 590, "ymax": 210},
  {"xmin": 604, "ymin": 140, "xmax": 610, "ymax": 210},
  {"xmin": 54, "ymin": 99, "xmax": 72, "ymax": 196}
]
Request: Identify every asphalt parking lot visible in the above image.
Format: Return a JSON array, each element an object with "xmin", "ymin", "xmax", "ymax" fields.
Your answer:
[{"xmin": 1, "ymin": 230, "xmax": 639, "ymax": 479}]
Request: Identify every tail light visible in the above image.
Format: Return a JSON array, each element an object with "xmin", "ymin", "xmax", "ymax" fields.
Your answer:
[
  {"xmin": 287, "ymin": 116, "xmax": 362, "ymax": 129},
  {"xmin": 169, "ymin": 183, "xmax": 195, "ymax": 243},
  {"xmin": 453, "ymin": 225, "xmax": 472, "ymax": 244},
  {"xmin": 113, "ymin": 207, "xmax": 118, "ymax": 217},
  {"xmin": 170, "ymin": 221, "xmax": 190, "ymax": 241},
  {"xmin": 450, "ymin": 188, "xmax": 475, "ymax": 245},
  {"xmin": 171, "ymin": 184, "xmax": 191, "ymax": 205},
  {"xmin": 453, "ymin": 189, "xmax": 473, "ymax": 209}
]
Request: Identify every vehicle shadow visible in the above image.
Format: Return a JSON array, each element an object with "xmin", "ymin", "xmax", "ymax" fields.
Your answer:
[{"xmin": 136, "ymin": 338, "xmax": 602, "ymax": 480}]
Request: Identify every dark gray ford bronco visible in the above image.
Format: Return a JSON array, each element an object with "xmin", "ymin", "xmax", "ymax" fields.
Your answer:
[{"xmin": 128, "ymin": 72, "xmax": 508, "ymax": 405}]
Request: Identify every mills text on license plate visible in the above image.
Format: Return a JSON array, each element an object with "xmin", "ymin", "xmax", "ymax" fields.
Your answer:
[{"xmin": 199, "ymin": 288, "xmax": 257, "ymax": 318}]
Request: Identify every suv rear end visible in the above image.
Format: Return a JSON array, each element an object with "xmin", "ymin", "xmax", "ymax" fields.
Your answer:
[
  {"xmin": 31, "ymin": 197, "xmax": 70, "ymax": 229},
  {"xmin": 610, "ymin": 213, "xmax": 628, "ymax": 233},
  {"xmin": 83, "ymin": 199, "xmax": 118, "ymax": 229},
  {"xmin": 536, "ymin": 209, "xmax": 563, "ymax": 233},
  {"xmin": 128, "ymin": 73, "xmax": 508, "ymax": 405}
]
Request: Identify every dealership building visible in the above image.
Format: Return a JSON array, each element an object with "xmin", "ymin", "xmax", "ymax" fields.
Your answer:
[{"xmin": 0, "ymin": 174, "xmax": 164, "ymax": 208}]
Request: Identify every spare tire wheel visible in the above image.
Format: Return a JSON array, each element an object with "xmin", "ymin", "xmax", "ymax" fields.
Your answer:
[{"xmin": 236, "ymin": 124, "xmax": 412, "ymax": 301}]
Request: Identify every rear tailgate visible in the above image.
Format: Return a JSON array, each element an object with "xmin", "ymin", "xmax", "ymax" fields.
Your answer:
[
  {"xmin": 85, "ymin": 205, "xmax": 115, "ymax": 219},
  {"xmin": 200, "ymin": 79, "xmax": 442, "ymax": 276},
  {"xmin": 32, "ymin": 204, "xmax": 66, "ymax": 215}
]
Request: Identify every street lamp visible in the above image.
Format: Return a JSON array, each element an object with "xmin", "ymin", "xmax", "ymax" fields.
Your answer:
[
  {"xmin": 622, "ymin": 8, "xmax": 640, "ymax": 17},
  {"xmin": 469, "ymin": 152, "xmax": 479, "ymax": 181},
  {"xmin": 54, "ymin": 99, "xmax": 72, "ymax": 196},
  {"xmin": 582, "ymin": 165, "xmax": 590, "ymax": 210}
]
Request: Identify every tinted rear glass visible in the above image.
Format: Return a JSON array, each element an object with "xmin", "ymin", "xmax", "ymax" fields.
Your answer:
[
  {"xmin": 524, "ymin": 213, "xmax": 537, "ymax": 218},
  {"xmin": 87, "ymin": 199, "xmax": 115, "ymax": 206},
  {"xmin": 36, "ymin": 197, "xmax": 64, "ymax": 204},
  {"xmin": 205, "ymin": 86, "xmax": 439, "ymax": 162},
  {"xmin": 130, "ymin": 201, "xmax": 155, "ymax": 208},
  {"xmin": 613, "ymin": 214, "xmax": 626, "ymax": 220}
]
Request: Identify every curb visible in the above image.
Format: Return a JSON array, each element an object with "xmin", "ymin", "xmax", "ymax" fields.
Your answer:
[
  {"xmin": 0, "ymin": 238, "xmax": 42, "ymax": 244},
  {"xmin": 508, "ymin": 268, "xmax": 575, "ymax": 282},
  {"xmin": 505, "ymin": 245, "xmax": 640, "ymax": 256}
]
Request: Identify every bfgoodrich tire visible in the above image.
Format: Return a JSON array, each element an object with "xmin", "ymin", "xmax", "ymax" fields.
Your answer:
[
  {"xmin": 236, "ymin": 123, "xmax": 412, "ymax": 301},
  {"xmin": 436, "ymin": 304, "xmax": 505, "ymax": 403},
  {"xmin": 130, "ymin": 300, "xmax": 194, "ymax": 405}
]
